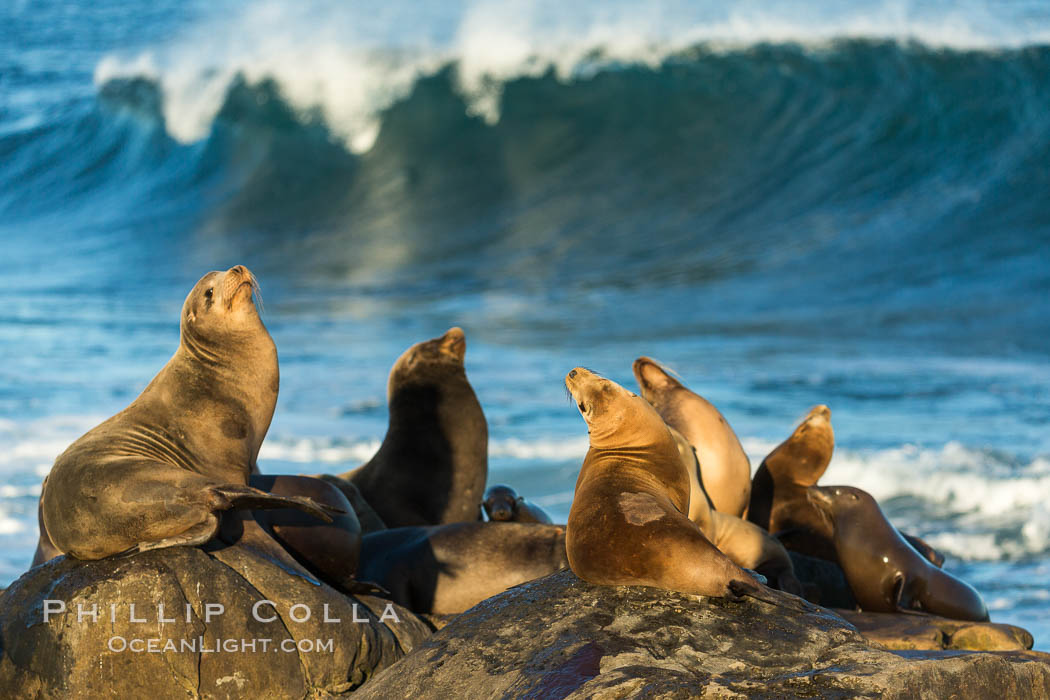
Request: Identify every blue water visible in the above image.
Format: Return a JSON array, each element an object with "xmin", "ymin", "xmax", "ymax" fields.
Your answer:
[{"xmin": 2, "ymin": 0, "xmax": 1049, "ymax": 647}]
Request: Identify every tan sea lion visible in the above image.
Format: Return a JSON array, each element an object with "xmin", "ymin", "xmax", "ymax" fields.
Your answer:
[
  {"xmin": 632, "ymin": 357, "xmax": 751, "ymax": 517},
  {"xmin": 749, "ymin": 406, "xmax": 945, "ymax": 568},
  {"xmin": 342, "ymin": 327, "xmax": 488, "ymax": 528},
  {"xmin": 667, "ymin": 426, "xmax": 802, "ymax": 595},
  {"xmin": 564, "ymin": 368, "xmax": 765, "ymax": 600},
  {"xmin": 36, "ymin": 266, "xmax": 354, "ymax": 572},
  {"xmin": 482, "ymin": 484, "xmax": 554, "ymax": 524},
  {"xmin": 808, "ymin": 485, "xmax": 988, "ymax": 621},
  {"xmin": 357, "ymin": 522, "xmax": 568, "ymax": 614}
]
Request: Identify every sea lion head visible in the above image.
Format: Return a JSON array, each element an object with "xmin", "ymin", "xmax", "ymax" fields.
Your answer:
[
  {"xmin": 774, "ymin": 405, "xmax": 835, "ymax": 486},
  {"xmin": 483, "ymin": 484, "xmax": 519, "ymax": 521},
  {"xmin": 806, "ymin": 485, "xmax": 872, "ymax": 526},
  {"xmin": 631, "ymin": 357, "xmax": 685, "ymax": 411},
  {"xmin": 180, "ymin": 265, "xmax": 266, "ymax": 345},
  {"xmin": 565, "ymin": 367, "xmax": 669, "ymax": 449},
  {"xmin": 387, "ymin": 327, "xmax": 467, "ymax": 396}
]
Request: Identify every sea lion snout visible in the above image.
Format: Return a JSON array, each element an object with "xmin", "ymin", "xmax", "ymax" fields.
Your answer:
[
  {"xmin": 220, "ymin": 264, "xmax": 259, "ymax": 309},
  {"xmin": 810, "ymin": 404, "xmax": 831, "ymax": 420},
  {"xmin": 806, "ymin": 485, "xmax": 835, "ymax": 509},
  {"xmin": 440, "ymin": 327, "xmax": 466, "ymax": 361}
]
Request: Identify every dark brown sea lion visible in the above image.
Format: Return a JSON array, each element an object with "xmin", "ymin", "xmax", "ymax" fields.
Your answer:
[
  {"xmin": 482, "ymin": 484, "xmax": 554, "ymax": 524},
  {"xmin": 633, "ymin": 357, "xmax": 751, "ymax": 517},
  {"xmin": 357, "ymin": 522, "xmax": 568, "ymax": 614},
  {"xmin": 35, "ymin": 266, "xmax": 353, "ymax": 572},
  {"xmin": 342, "ymin": 327, "xmax": 488, "ymax": 528},
  {"xmin": 808, "ymin": 485, "xmax": 988, "ymax": 621},
  {"xmin": 564, "ymin": 368, "xmax": 765, "ymax": 601},
  {"xmin": 666, "ymin": 426, "xmax": 802, "ymax": 595},
  {"xmin": 748, "ymin": 406, "xmax": 945, "ymax": 569}
]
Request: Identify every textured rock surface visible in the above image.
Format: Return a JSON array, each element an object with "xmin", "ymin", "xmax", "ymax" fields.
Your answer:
[
  {"xmin": 0, "ymin": 546, "xmax": 430, "ymax": 699},
  {"xmin": 836, "ymin": 609, "xmax": 1034, "ymax": 651},
  {"xmin": 356, "ymin": 569, "xmax": 1050, "ymax": 700}
]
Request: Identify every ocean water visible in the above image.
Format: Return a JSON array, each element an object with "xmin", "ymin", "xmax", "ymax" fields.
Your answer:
[{"xmin": 2, "ymin": 0, "xmax": 1049, "ymax": 647}]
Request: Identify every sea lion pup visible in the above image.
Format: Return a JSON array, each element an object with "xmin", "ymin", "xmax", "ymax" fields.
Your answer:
[
  {"xmin": 564, "ymin": 368, "xmax": 766, "ymax": 601},
  {"xmin": 808, "ymin": 486, "xmax": 988, "ymax": 621},
  {"xmin": 632, "ymin": 357, "xmax": 751, "ymax": 517},
  {"xmin": 749, "ymin": 406, "xmax": 945, "ymax": 568},
  {"xmin": 667, "ymin": 427, "xmax": 802, "ymax": 595},
  {"xmin": 357, "ymin": 522, "xmax": 568, "ymax": 614},
  {"xmin": 37, "ymin": 266, "xmax": 345, "ymax": 562},
  {"xmin": 482, "ymin": 484, "xmax": 554, "ymax": 524},
  {"xmin": 342, "ymin": 327, "xmax": 488, "ymax": 528}
]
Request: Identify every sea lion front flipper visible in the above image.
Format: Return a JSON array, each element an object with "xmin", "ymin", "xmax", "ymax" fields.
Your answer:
[
  {"xmin": 209, "ymin": 484, "xmax": 344, "ymax": 523},
  {"xmin": 901, "ymin": 532, "xmax": 945, "ymax": 568}
]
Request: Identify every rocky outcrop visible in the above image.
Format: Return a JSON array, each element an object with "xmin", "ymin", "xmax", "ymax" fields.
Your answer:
[
  {"xmin": 355, "ymin": 569, "xmax": 1050, "ymax": 699},
  {"xmin": 836, "ymin": 609, "xmax": 1034, "ymax": 652},
  {"xmin": 0, "ymin": 546, "xmax": 430, "ymax": 699}
]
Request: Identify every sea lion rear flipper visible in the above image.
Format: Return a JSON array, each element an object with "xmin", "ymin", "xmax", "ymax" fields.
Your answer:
[
  {"xmin": 132, "ymin": 514, "xmax": 222, "ymax": 554},
  {"xmin": 210, "ymin": 485, "xmax": 344, "ymax": 523}
]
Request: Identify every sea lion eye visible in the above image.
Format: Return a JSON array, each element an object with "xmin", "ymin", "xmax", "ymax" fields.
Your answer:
[{"xmin": 204, "ymin": 288, "xmax": 213, "ymax": 299}]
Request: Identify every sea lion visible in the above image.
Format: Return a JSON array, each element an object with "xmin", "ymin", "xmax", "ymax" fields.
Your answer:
[
  {"xmin": 747, "ymin": 405, "xmax": 835, "ymax": 537},
  {"xmin": 482, "ymin": 484, "xmax": 554, "ymax": 524},
  {"xmin": 749, "ymin": 406, "xmax": 945, "ymax": 568},
  {"xmin": 36, "ymin": 266, "xmax": 349, "ymax": 566},
  {"xmin": 564, "ymin": 368, "xmax": 764, "ymax": 600},
  {"xmin": 342, "ymin": 327, "xmax": 488, "ymax": 528},
  {"xmin": 667, "ymin": 426, "xmax": 802, "ymax": 595},
  {"xmin": 357, "ymin": 522, "xmax": 568, "ymax": 614},
  {"xmin": 632, "ymin": 357, "xmax": 751, "ymax": 517},
  {"xmin": 808, "ymin": 485, "xmax": 988, "ymax": 621}
]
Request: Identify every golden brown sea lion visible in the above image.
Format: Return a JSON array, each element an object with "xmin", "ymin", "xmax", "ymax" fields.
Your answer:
[
  {"xmin": 342, "ymin": 327, "xmax": 488, "ymax": 528},
  {"xmin": 35, "ymin": 266, "xmax": 354, "ymax": 573},
  {"xmin": 564, "ymin": 368, "xmax": 764, "ymax": 600},
  {"xmin": 632, "ymin": 357, "xmax": 751, "ymax": 517},
  {"xmin": 808, "ymin": 485, "xmax": 988, "ymax": 621},
  {"xmin": 482, "ymin": 484, "xmax": 554, "ymax": 524},
  {"xmin": 357, "ymin": 522, "xmax": 568, "ymax": 614}
]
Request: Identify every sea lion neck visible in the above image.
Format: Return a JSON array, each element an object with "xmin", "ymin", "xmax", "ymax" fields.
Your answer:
[{"xmin": 173, "ymin": 324, "xmax": 280, "ymax": 457}]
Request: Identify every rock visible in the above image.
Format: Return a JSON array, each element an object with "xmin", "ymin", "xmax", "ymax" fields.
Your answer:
[
  {"xmin": 0, "ymin": 546, "xmax": 431, "ymax": 699},
  {"xmin": 836, "ymin": 609, "xmax": 1035, "ymax": 651},
  {"xmin": 355, "ymin": 569, "xmax": 1050, "ymax": 699}
]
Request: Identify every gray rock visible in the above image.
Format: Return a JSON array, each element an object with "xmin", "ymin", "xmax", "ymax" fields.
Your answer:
[
  {"xmin": 355, "ymin": 569, "xmax": 1050, "ymax": 700},
  {"xmin": 0, "ymin": 546, "xmax": 431, "ymax": 699}
]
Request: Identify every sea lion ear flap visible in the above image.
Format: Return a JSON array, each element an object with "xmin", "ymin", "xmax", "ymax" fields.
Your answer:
[
  {"xmin": 186, "ymin": 310, "xmax": 196, "ymax": 323},
  {"xmin": 632, "ymin": 357, "xmax": 675, "ymax": 392}
]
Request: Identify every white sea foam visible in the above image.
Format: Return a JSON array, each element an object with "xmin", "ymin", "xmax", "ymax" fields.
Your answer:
[
  {"xmin": 93, "ymin": 0, "xmax": 1050, "ymax": 152},
  {"xmin": 259, "ymin": 438, "xmax": 381, "ymax": 465},
  {"xmin": 489, "ymin": 436, "xmax": 589, "ymax": 461}
]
